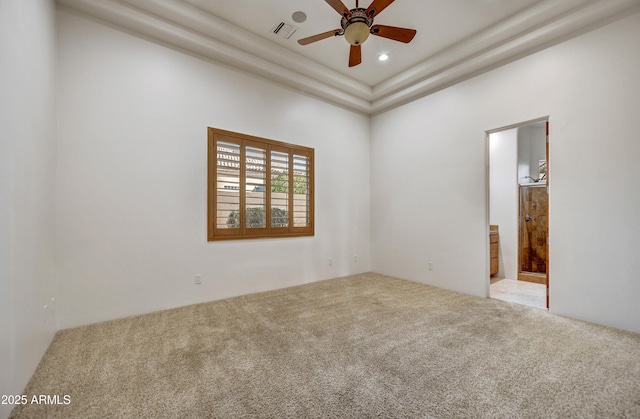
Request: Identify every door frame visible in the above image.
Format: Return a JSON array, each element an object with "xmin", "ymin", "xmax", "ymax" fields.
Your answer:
[{"xmin": 485, "ymin": 116, "xmax": 550, "ymax": 309}]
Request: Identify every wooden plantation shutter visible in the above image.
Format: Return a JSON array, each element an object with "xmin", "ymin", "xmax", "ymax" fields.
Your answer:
[
  {"xmin": 211, "ymin": 138, "xmax": 241, "ymax": 238},
  {"xmin": 292, "ymin": 151, "xmax": 313, "ymax": 232},
  {"xmin": 270, "ymin": 147, "xmax": 290, "ymax": 234},
  {"xmin": 208, "ymin": 128, "xmax": 314, "ymax": 241},
  {"xmin": 244, "ymin": 142, "xmax": 268, "ymax": 237}
]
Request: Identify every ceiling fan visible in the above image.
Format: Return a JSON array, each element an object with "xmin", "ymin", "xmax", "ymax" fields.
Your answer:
[{"xmin": 298, "ymin": 0, "xmax": 417, "ymax": 67}]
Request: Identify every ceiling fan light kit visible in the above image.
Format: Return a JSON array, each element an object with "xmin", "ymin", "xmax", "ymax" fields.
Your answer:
[
  {"xmin": 342, "ymin": 9, "xmax": 373, "ymax": 45},
  {"xmin": 298, "ymin": 0, "xmax": 416, "ymax": 67}
]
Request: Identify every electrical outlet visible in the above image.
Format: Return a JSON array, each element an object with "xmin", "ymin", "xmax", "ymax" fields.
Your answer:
[
  {"xmin": 328, "ymin": 258, "xmax": 333, "ymax": 266},
  {"xmin": 194, "ymin": 274, "xmax": 202, "ymax": 285},
  {"xmin": 428, "ymin": 262, "xmax": 433, "ymax": 271},
  {"xmin": 354, "ymin": 255, "xmax": 358, "ymax": 262}
]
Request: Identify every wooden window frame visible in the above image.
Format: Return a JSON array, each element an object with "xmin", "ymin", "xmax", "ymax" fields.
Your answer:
[{"xmin": 208, "ymin": 128, "xmax": 314, "ymax": 241}]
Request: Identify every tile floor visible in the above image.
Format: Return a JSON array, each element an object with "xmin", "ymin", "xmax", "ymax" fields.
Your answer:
[{"xmin": 490, "ymin": 277, "xmax": 547, "ymax": 309}]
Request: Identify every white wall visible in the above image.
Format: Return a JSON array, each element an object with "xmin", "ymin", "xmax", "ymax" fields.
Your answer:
[
  {"xmin": 489, "ymin": 129, "xmax": 518, "ymax": 280},
  {"xmin": 55, "ymin": 10, "xmax": 371, "ymax": 329},
  {"xmin": 371, "ymin": 12, "xmax": 640, "ymax": 333},
  {"xmin": 0, "ymin": 1, "xmax": 58, "ymax": 418}
]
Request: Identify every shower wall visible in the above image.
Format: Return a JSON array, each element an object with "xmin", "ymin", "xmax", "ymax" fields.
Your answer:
[{"xmin": 520, "ymin": 185, "xmax": 547, "ymax": 275}]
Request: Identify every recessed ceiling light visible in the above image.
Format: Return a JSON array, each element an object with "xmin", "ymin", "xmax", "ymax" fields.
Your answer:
[
  {"xmin": 378, "ymin": 53, "xmax": 389, "ymax": 61},
  {"xmin": 292, "ymin": 11, "xmax": 307, "ymax": 23}
]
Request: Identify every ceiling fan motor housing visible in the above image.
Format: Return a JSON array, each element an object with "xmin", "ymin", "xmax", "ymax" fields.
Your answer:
[{"xmin": 341, "ymin": 8, "xmax": 374, "ymax": 45}]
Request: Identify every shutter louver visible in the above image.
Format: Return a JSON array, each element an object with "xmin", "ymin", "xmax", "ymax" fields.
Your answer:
[
  {"xmin": 293, "ymin": 154, "xmax": 311, "ymax": 227},
  {"xmin": 216, "ymin": 141, "xmax": 241, "ymax": 230},
  {"xmin": 245, "ymin": 145, "xmax": 267, "ymax": 230},
  {"xmin": 270, "ymin": 150, "xmax": 289, "ymax": 229}
]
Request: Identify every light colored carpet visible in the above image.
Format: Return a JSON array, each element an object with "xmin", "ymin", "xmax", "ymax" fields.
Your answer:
[{"xmin": 11, "ymin": 272, "xmax": 640, "ymax": 418}]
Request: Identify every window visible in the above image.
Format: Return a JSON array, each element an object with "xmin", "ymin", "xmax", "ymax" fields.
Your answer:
[{"xmin": 208, "ymin": 128, "xmax": 314, "ymax": 241}]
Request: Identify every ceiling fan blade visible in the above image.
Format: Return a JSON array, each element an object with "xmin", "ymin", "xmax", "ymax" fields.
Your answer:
[
  {"xmin": 365, "ymin": 0, "xmax": 395, "ymax": 17},
  {"xmin": 325, "ymin": 0, "xmax": 351, "ymax": 17},
  {"xmin": 298, "ymin": 29, "xmax": 342, "ymax": 46},
  {"xmin": 349, "ymin": 44, "xmax": 362, "ymax": 67},
  {"xmin": 370, "ymin": 25, "xmax": 416, "ymax": 43}
]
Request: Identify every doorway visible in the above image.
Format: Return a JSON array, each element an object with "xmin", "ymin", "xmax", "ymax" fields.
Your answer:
[{"xmin": 487, "ymin": 118, "xmax": 549, "ymax": 309}]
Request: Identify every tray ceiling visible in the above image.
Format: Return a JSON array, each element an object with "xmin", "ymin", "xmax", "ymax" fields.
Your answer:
[{"xmin": 57, "ymin": 0, "xmax": 640, "ymax": 114}]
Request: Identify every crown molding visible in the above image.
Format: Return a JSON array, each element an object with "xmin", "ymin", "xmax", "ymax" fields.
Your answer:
[
  {"xmin": 57, "ymin": 0, "xmax": 640, "ymax": 115},
  {"xmin": 371, "ymin": 0, "xmax": 640, "ymax": 114}
]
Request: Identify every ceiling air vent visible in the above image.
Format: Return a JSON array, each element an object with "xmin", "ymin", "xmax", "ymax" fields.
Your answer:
[{"xmin": 272, "ymin": 20, "xmax": 298, "ymax": 39}]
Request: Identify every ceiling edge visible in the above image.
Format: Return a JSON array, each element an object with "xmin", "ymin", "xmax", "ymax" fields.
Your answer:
[
  {"xmin": 372, "ymin": 0, "xmax": 590, "ymax": 99},
  {"xmin": 122, "ymin": 0, "xmax": 373, "ymax": 100},
  {"xmin": 371, "ymin": 0, "xmax": 640, "ymax": 114},
  {"xmin": 57, "ymin": 0, "xmax": 373, "ymax": 114},
  {"xmin": 56, "ymin": 0, "xmax": 640, "ymax": 116}
]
